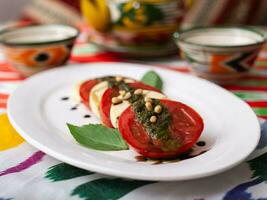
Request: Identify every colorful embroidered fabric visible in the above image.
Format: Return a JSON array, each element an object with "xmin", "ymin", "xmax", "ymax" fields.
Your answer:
[{"xmin": 0, "ymin": 38, "xmax": 267, "ymax": 200}]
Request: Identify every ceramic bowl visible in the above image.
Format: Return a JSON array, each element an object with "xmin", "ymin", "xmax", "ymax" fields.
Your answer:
[
  {"xmin": 0, "ymin": 24, "xmax": 79, "ymax": 76},
  {"xmin": 174, "ymin": 26, "xmax": 266, "ymax": 83},
  {"xmin": 81, "ymin": 0, "xmax": 186, "ymax": 56}
]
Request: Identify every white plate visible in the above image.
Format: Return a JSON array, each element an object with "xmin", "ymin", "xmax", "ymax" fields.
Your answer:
[{"xmin": 7, "ymin": 62, "xmax": 260, "ymax": 181}]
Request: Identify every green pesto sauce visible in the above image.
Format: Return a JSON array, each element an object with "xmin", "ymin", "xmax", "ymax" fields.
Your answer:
[
  {"xmin": 132, "ymin": 99, "xmax": 170, "ymax": 139},
  {"xmin": 132, "ymin": 99, "xmax": 180, "ymax": 152},
  {"xmin": 98, "ymin": 76, "xmax": 180, "ymax": 151},
  {"xmin": 98, "ymin": 76, "xmax": 132, "ymax": 92},
  {"xmin": 97, "ymin": 76, "xmax": 117, "ymax": 84},
  {"xmin": 98, "ymin": 76, "xmax": 142, "ymax": 103}
]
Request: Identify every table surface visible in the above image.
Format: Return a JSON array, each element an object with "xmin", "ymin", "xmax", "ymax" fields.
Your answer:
[{"xmin": 0, "ymin": 35, "xmax": 267, "ymax": 200}]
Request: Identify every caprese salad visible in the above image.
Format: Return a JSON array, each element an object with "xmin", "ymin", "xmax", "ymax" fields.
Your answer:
[{"xmin": 74, "ymin": 74, "xmax": 204, "ymax": 159}]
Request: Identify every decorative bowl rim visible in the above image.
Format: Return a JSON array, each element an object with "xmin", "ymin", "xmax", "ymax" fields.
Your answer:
[
  {"xmin": 173, "ymin": 25, "xmax": 266, "ymax": 49},
  {"xmin": 0, "ymin": 24, "xmax": 80, "ymax": 47}
]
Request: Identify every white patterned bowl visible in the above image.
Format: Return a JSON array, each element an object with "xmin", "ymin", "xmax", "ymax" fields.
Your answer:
[
  {"xmin": 174, "ymin": 26, "xmax": 266, "ymax": 84},
  {"xmin": 0, "ymin": 24, "xmax": 79, "ymax": 76}
]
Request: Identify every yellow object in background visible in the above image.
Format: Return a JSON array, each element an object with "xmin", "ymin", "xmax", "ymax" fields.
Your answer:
[
  {"xmin": 80, "ymin": 0, "xmax": 110, "ymax": 32},
  {"xmin": 0, "ymin": 113, "xmax": 24, "ymax": 151}
]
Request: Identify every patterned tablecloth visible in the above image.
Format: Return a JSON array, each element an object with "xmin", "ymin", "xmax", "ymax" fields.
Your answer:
[{"xmin": 1, "ymin": 37, "xmax": 267, "ymax": 200}]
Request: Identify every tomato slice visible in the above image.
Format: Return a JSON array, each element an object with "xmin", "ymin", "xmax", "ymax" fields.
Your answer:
[
  {"xmin": 99, "ymin": 81, "xmax": 162, "ymax": 128},
  {"xmin": 79, "ymin": 79, "xmax": 99, "ymax": 109},
  {"xmin": 100, "ymin": 87, "xmax": 120, "ymax": 128},
  {"xmin": 128, "ymin": 82, "xmax": 161, "ymax": 93},
  {"xmin": 118, "ymin": 99, "xmax": 204, "ymax": 159}
]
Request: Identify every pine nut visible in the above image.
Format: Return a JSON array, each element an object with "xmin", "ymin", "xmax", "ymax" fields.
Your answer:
[
  {"xmin": 134, "ymin": 89, "xmax": 143, "ymax": 95},
  {"xmin": 150, "ymin": 115, "xmax": 157, "ymax": 123},
  {"xmin": 112, "ymin": 97, "xmax": 122, "ymax": 104},
  {"xmin": 123, "ymin": 92, "xmax": 131, "ymax": 100},
  {"xmin": 145, "ymin": 102, "xmax": 153, "ymax": 111},
  {"xmin": 154, "ymin": 105, "xmax": 162, "ymax": 113},
  {"xmin": 119, "ymin": 90, "xmax": 126, "ymax": 96},
  {"xmin": 144, "ymin": 97, "xmax": 152, "ymax": 103}
]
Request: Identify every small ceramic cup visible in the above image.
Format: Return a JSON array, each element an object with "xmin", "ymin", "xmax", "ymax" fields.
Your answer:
[
  {"xmin": 0, "ymin": 24, "xmax": 79, "ymax": 76},
  {"xmin": 174, "ymin": 26, "xmax": 266, "ymax": 83}
]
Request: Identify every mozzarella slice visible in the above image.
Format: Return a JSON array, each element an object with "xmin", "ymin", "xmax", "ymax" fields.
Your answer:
[
  {"xmin": 89, "ymin": 81, "xmax": 109, "ymax": 118},
  {"xmin": 110, "ymin": 100, "xmax": 131, "ymax": 128},
  {"xmin": 89, "ymin": 78, "xmax": 134, "ymax": 118},
  {"xmin": 110, "ymin": 90, "xmax": 166, "ymax": 128}
]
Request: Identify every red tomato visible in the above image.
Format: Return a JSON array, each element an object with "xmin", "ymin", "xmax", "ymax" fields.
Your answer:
[
  {"xmin": 99, "ymin": 82, "xmax": 162, "ymax": 128},
  {"xmin": 79, "ymin": 79, "xmax": 99, "ymax": 109},
  {"xmin": 128, "ymin": 82, "xmax": 161, "ymax": 93},
  {"xmin": 100, "ymin": 87, "xmax": 119, "ymax": 128},
  {"xmin": 118, "ymin": 99, "xmax": 204, "ymax": 159}
]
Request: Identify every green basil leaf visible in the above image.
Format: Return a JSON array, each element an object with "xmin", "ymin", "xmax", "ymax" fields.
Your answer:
[
  {"xmin": 67, "ymin": 124, "xmax": 128, "ymax": 151},
  {"xmin": 141, "ymin": 71, "xmax": 163, "ymax": 90}
]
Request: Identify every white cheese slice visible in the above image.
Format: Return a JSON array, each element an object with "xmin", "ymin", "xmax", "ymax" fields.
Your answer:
[
  {"xmin": 110, "ymin": 90, "xmax": 166, "ymax": 128},
  {"xmin": 89, "ymin": 81, "xmax": 109, "ymax": 118},
  {"xmin": 110, "ymin": 100, "xmax": 131, "ymax": 128}
]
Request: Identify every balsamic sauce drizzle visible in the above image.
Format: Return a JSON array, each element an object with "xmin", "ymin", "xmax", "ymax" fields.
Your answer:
[
  {"xmin": 71, "ymin": 106, "xmax": 78, "ymax": 110},
  {"xmin": 61, "ymin": 96, "xmax": 91, "ymax": 118},
  {"xmin": 61, "ymin": 97, "xmax": 69, "ymax": 101},
  {"xmin": 135, "ymin": 141, "xmax": 208, "ymax": 165}
]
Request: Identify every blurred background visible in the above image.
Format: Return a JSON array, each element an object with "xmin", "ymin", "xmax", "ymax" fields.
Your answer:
[{"xmin": 0, "ymin": 0, "xmax": 266, "ymax": 27}]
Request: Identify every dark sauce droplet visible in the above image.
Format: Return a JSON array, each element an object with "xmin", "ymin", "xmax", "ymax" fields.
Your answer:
[
  {"xmin": 84, "ymin": 114, "xmax": 91, "ymax": 118},
  {"xmin": 70, "ymin": 103, "xmax": 80, "ymax": 111},
  {"xmin": 71, "ymin": 107, "xmax": 77, "ymax": 110},
  {"xmin": 135, "ymin": 155, "xmax": 148, "ymax": 162},
  {"xmin": 61, "ymin": 97, "xmax": 69, "ymax": 101},
  {"xmin": 196, "ymin": 141, "xmax": 206, "ymax": 147}
]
